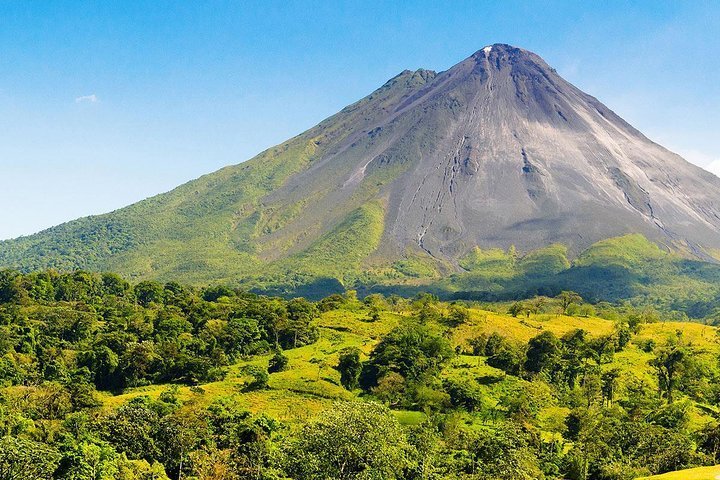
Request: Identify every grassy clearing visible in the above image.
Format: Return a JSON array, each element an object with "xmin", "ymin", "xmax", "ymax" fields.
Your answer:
[
  {"xmin": 637, "ymin": 465, "xmax": 720, "ymax": 479},
  {"xmin": 99, "ymin": 304, "xmax": 720, "ymax": 440},
  {"xmin": 99, "ymin": 306, "xmax": 412, "ymax": 420},
  {"xmin": 76, "ymin": 298, "xmax": 720, "ymax": 480},
  {"xmin": 452, "ymin": 308, "xmax": 615, "ymax": 346}
]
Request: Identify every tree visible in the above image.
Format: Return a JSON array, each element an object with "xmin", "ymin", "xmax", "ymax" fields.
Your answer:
[
  {"xmin": 0, "ymin": 436, "xmax": 61, "ymax": 480},
  {"xmin": 317, "ymin": 294, "xmax": 346, "ymax": 312},
  {"xmin": 267, "ymin": 350, "xmax": 289, "ymax": 373},
  {"xmin": 487, "ymin": 345, "xmax": 524, "ymax": 376},
  {"xmin": 221, "ymin": 317, "xmax": 262, "ymax": 358},
  {"xmin": 0, "ymin": 270, "xmax": 27, "ymax": 304},
  {"xmin": 524, "ymin": 331, "xmax": 561, "ymax": 374},
  {"xmin": 563, "ymin": 407, "xmax": 617, "ymax": 480},
  {"xmin": 282, "ymin": 402, "xmax": 414, "ymax": 479},
  {"xmin": 282, "ymin": 298, "xmax": 319, "ymax": 349},
  {"xmin": 337, "ymin": 347, "xmax": 362, "ymax": 390},
  {"xmin": 119, "ymin": 341, "xmax": 161, "ymax": 388},
  {"xmin": 371, "ymin": 372, "xmax": 406, "ymax": 406},
  {"xmin": 360, "ymin": 323, "xmax": 453, "ymax": 389},
  {"xmin": 616, "ymin": 325, "xmax": 631, "ymax": 350},
  {"xmin": 103, "ymin": 397, "xmax": 160, "ymax": 461},
  {"xmin": 155, "ymin": 408, "xmax": 211, "ymax": 480},
  {"xmin": 53, "ymin": 441, "xmax": 124, "ymax": 480},
  {"xmin": 469, "ymin": 334, "xmax": 489, "ymax": 356},
  {"xmin": 446, "ymin": 304, "xmax": 470, "ymax": 326},
  {"xmin": 601, "ymin": 368, "xmax": 621, "ymax": 406},
  {"xmin": 79, "ymin": 344, "xmax": 120, "ymax": 390},
  {"xmin": 561, "ymin": 329, "xmax": 593, "ymax": 388},
  {"xmin": 699, "ymin": 423, "xmax": 720, "ymax": 463},
  {"xmin": 557, "ymin": 291, "xmax": 583, "ymax": 313},
  {"xmin": 202, "ymin": 285, "xmax": 235, "ymax": 302},
  {"xmin": 242, "ymin": 365, "xmax": 269, "ymax": 391},
  {"xmin": 101, "ymin": 272, "xmax": 131, "ymax": 297},
  {"xmin": 417, "ymin": 302, "xmax": 442, "ymax": 323},
  {"xmin": 134, "ymin": 281, "xmax": 164, "ymax": 307},
  {"xmin": 581, "ymin": 371, "xmax": 602, "ymax": 407},
  {"xmin": 508, "ymin": 301, "xmax": 529, "ymax": 318},
  {"xmin": 443, "ymin": 378, "xmax": 484, "ymax": 412},
  {"xmin": 484, "ymin": 332, "xmax": 507, "ymax": 356},
  {"xmin": 470, "ymin": 424, "xmax": 543, "ymax": 480},
  {"xmin": 650, "ymin": 346, "xmax": 688, "ymax": 402}
]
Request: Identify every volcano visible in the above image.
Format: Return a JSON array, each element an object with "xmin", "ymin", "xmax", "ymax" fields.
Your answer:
[{"xmin": 2, "ymin": 44, "xmax": 720, "ymax": 289}]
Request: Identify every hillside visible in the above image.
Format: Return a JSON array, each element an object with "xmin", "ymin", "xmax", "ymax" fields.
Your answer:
[
  {"xmin": 2, "ymin": 44, "xmax": 720, "ymax": 300},
  {"xmin": 3, "ymin": 271, "xmax": 720, "ymax": 479},
  {"xmin": 639, "ymin": 465, "xmax": 720, "ymax": 479}
]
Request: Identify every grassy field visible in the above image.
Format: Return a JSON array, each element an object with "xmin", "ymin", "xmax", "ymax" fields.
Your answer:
[
  {"xmin": 638, "ymin": 465, "xmax": 720, "ymax": 479},
  {"xmin": 99, "ymin": 303, "xmax": 720, "ymax": 439},
  {"xmin": 89, "ymin": 300, "xmax": 720, "ymax": 479}
]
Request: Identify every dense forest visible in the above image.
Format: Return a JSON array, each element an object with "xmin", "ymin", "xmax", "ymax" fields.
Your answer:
[{"xmin": 3, "ymin": 269, "xmax": 720, "ymax": 479}]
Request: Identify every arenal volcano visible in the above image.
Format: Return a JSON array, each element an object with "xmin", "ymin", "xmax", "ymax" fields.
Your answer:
[{"xmin": 2, "ymin": 44, "xmax": 720, "ymax": 290}]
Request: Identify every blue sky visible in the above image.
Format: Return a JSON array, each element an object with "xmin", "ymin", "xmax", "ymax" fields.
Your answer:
[{"xmin": 1, "ymin": 1, "xmax": 718, "ymax": 240}]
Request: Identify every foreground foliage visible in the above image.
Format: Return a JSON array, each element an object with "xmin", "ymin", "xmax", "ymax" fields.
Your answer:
[{"xmin": 2, "ymin": 270, "xmax": 720, "ymax": 479}]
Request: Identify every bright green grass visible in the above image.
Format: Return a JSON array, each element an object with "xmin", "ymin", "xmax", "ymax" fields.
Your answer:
[
  {"xmin": 451, "ymin": 308, "xmax": 615, "ymax": 346},
  {"xmin": 575, "ymin": 234, "xmax": 668, "ymax": 269},
  {"xmin": 393, "ymin": 410, "xmax": 427, "ymax": 426},
  {"xmin": 290, "ymin": 201, "xmax": 385, "ymax": 279}
]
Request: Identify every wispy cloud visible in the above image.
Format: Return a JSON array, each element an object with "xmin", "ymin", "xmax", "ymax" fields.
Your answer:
[{"xmin": 75, "ymin": 94, "xmax": 98, "ymax": 104}]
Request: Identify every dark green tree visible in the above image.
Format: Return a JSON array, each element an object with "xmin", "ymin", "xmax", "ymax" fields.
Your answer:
[
  {"xmin": 267, "ymin": 350, "xmax": 289, "ymax": 373},
  {"xmin": 360, "ymin": 323, "xmax": 453, "ymax": 389},
  {"xmin": 651, "ymin": 346, "xmax": 688, "ymax": 403},
  {"xmin": 557, "ymin": 291, "xmax": 583, "ymax": 313},
  {"xmin": 524, "ymin": 331, "xmax": 561, "ymax": 375},
  {"xmin": 134, "ymin": 281, "xmax": 164, "ymax": 307},
  {"xmin": 337, "ymin": 347, "xmax": 362, "ymax": 390}
]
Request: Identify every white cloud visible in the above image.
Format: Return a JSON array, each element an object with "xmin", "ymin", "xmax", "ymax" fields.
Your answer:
[{"xmin": 75, "ymin": 94, "xmax": 98, "ymax": 104}]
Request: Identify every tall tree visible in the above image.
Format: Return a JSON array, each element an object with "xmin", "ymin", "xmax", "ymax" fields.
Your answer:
[
  {"xmin": 283, "ymin": 402, "xmax": 413, "ymax": 480},
  {"xmin": 337, "ymin": 347, "xmax": 362, "ymax": 390},
  {"xmin": 650, "ymin": 347, "xmax": 687, "ymax": 403}
]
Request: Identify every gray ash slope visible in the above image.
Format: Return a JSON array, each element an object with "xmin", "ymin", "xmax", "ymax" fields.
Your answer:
[
  {"xmin": 2, "ymin": 44, "xmax": 720, "ymax": 281},
  {"xmin": 277, "ymin": 43, "xmax": 720, "ymax": 261}
]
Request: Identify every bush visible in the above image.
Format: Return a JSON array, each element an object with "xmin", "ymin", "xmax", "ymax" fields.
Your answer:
[
  {"xmin": 268, "ymin": 351, "xmax": 289, "ymax": 373},
  {"xmin": 242, "ymin": 365, "xmax": 269, "ymax": 391}
]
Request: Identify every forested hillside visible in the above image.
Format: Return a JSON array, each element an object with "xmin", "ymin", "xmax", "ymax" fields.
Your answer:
[{"xmin": 3, "ymin": 269, "xmax": 720, "ymax": 479}]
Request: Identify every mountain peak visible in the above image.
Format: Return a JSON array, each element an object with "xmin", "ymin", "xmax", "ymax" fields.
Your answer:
[
  {"xmin": 467, "ymin": 43, "xmax": 549, "ymax": 70},
  {"xmin": 2, "ymin": 46, "xmax": 720, "ymax": 284},
  {"xmin": 472, "ymin": 43, "xmax": 531, "ymax": 56}
]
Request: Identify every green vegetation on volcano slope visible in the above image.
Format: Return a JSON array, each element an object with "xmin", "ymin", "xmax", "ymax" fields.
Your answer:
[
  {"xmin": 0, "ymin": 69, "xmax": 432, "ymax": 288},
  {"xmin": 4, "ymin": 270, "xmax": 720, "ymax": 479},
  {"xmin": 387, "ymin": 234, "xmax": 720, "ymax": 321},
  {"xmin": 2, "ymin": 144, "xmax": 720, "ymax": 320},
  {"xmin": 0, "ymin": 136, "xmax": 321, "ymax": 282}
]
